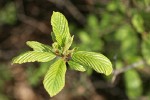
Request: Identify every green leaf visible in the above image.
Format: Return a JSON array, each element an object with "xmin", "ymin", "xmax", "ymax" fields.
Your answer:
[
  {"xmin": 51, "ymin": 32, "xmax": 56, "ymax": 42},
  {"xmin": 124, "ymin": 69, "xmax": 142, "ymax": 99},
  {"xmin": 12, "ymin": 51, "xmax": 56, "ymax": 64},
  {"xmin": 51, "ymin": 11, "xmax": 71, "ymax": 46},
  {"xmin": 132, "ymin": 14, "xmax": 144, "ymax": 33},
  {"xmin": 68, "ymin": 60, "xmax": 86, "ymax": 72},
  {"xmin": 26, "ymin": 41, "xmax": 52, "ymax": 52},
  {"xmin": 52, "ymin": 42, "xmax": 59, "ymax": 50},
  {"xmin": 142, "ymin": 34, "xmax": 150, "ymax": 65},
  {"xmin": 43, "ymin": 59, "xmax": 66, "ymax": 97},
  {"xmin": 115, "ymin": 25, "xmax": 139, "ymax": 62},
  {"xmin": 63, "ymin": 35, "xmax": 74, "ymax": 54},
  {"xmin": 72, "ymin": 51, "xmax": 113, "ymax": 75},
  {"xmin": 0, "ymin": 2, "xmax": 17, "ymax": 25}
]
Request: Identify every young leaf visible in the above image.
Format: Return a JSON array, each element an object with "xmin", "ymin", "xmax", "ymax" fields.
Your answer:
[
  {"xmin": 63, "ymin": 35, "xmax": 74, "ymax": 54},
  {"xmin": 72, "ymin": 51, "xmax": 113, "ymax": 75},
  {"xmin": 43, "ymin": 59, "xmax": 66, "ymax": 97},
  {"xmin": 51, "ymin": 11, "xmax": 71, "ymax": 46},
  {"xmin": 52, "ymin": 42, "xmax": 59, "ymax": 50},
  {"xmin": 12, "ymin": 51, "xmax": 56, "ymax": 64},
  {"xmin": 26, "ymin": 41, "xmax": 52, "ymax": 52},
  {"xmin": 68, "ymin": 60, "xmax": 86, "ymax": 72},
  {"xmin": 51, "ymin": 32, "xmax": 56, "ymax": 42}
]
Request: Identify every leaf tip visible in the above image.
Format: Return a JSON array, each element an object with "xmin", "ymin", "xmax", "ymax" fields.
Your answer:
[
  {"xmin": 11, "ymin": 58, "xmax": 16, "ymax": 64},
  {"xmin": 26, "ymin": 41, "xmax": 30, "ymax": 45},
  {"xmin": 11, "ymin": 62, "xmax": 14, "ymax": 65},
  {"xmin": 26, "ymin": 41, "xmax": 34, "ymax": 47},
  {"xmin": 52, "ymin": 11, "xmax": 60, "ymax": 16},
  {"xmin": 52, "ymin": 11, "xmax": 56, "ymax": 13},
  {"xmin": 105, "ymin": 63, "xmax": 113, "ymax": 76}
]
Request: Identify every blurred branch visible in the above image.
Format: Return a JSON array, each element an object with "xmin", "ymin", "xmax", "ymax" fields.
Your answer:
[
  {"xmin": 0, "ymin": 50, "xmax": 17, "ymax": 61},
  {"xmin": 48, "ymin": 0, "xmax": 86, "ymax": 25},
  {"xmin": 18, "ymin": 14, "xmax": 49, "ymax": 34},
  {"xmin": 111, "ymin": 60, "xmax": 145, "ymax": 84},
  {"xmin": 15, "ymin": 0, "xmax": 49, "ymax": 34}
]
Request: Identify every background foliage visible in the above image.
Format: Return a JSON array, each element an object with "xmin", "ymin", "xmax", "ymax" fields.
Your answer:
[{"xmin": 0, "ymin": 0, "xmax": 150, "ymax": 100}]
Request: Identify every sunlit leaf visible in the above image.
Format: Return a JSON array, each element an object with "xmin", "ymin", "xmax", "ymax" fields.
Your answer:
[
  {"xmin": 51, "ymin": 11, "xmax": 71, "ymax": 47},
  {"xmin": 68, "ymin": 60, "xmax": 86, "ymax": 72},
  {"xmin": 43, "ymin": 59, "xmax": 66, "ymax": 97},
  {"xmin": 63, "ymin": 36, "xmax": 74, "ymax": 54},
  {"xmin": 26, "ymin": 41, "xmax": 52, "ymax": 52},
  {"xmin": 72, "ymin": 51, "xmax": 113, "ymax": 75},
  {"xmin": 12, "ymin": 51, "xmax": 56, "ymax": 64}
]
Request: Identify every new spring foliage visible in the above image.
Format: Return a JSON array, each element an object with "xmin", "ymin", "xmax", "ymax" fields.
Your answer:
[{"xmin": 12, "ymin": 11, "xmax": 113, "ymax": 97}]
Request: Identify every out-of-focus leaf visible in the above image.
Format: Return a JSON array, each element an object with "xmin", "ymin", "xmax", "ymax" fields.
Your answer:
[
  {"xmin": 99, "ymin": 12, "xmax": 123, "ymax": 31},
  {"xmin": 107, "ymin": 1, "xmax": 118, "ymax": 11},
  {"xmin": 115, "ymin": 25, "xmax": 139, "ymax": 62},
  {"xmin": 99, "ymin": 13, "xmax": 111, "ymax": 29},
  {"xmin": 43, "ymin": 59, "xmax": 66, "ymax": 97},
  {"xmin": 132, "ymin": 14, "xmax": 145, "ymax": 33},
  {"xmin": 0, "ymin": 2, "xmax": 16, "ymax": 25},
  {"xmin": 107, "ymin": 0, "xmax": 126, "ymax": 13},
  {"xmin": 0, "ymin": 94, "xmax": 9, "ymax": 100},
  {"xmin": 142, "ymin": 34, "xmax": 150, "ymax": 65},
  {"xmin": 144, "ymin": 0, "xmax": 150, "ymax": 7},
  {"xmin": 78, "ymin": 30, "xmax": 103, "ymax": 52},
  {"xmin": 124, "ymin": 69, "xmax": 142, "ymax": 99},
  {"xmin": 115, "ymin": 60, "xmax": 123, "ymax": 70},
  {"xmin": 87, "ymin": 14, "xmax": 99, "ymax": 32},
  {"xmin": 72, "ymin": 51, "xmax": 113, "ymax": 75},
  {"xmin": 0, "ymin": 64, "xmax": 11, "ymax": 89},
  {"xmin": 79, "ymin": 31, "xmax": 90, "ymax": 44}
]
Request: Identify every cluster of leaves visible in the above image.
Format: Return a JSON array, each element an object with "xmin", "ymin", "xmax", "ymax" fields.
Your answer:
[
  {"xmin": 12, "ymin": 11, "xmax": 113, "ymax": 97},
  {"xmin": 73, "ymin": 14, "xmax": 103, "ymax": 52},
  {"xmin": 70, "ymin": 0, "xmax": 150, "ymax": 99},
  {"xmin": 108, "ymin": 1, "xmax": 150, "ymax": 99}
]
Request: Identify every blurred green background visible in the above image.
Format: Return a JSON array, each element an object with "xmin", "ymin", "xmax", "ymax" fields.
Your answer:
[{"xmin": 0, "ymin": 0, "xmax": 150, "ymax": 100}]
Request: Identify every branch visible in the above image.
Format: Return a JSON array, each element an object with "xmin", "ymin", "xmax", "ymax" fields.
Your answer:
[
  {"xmin": 15, "ymin": 0, "xmax": 49, "ymax": 34},
  {"xmin": 48, "ymin": 0, "xmax": 86, "ymax": 25},
  {"xmin": 111, "ymin": 60, "xmax": 145, "ymax": 84},
  {"xmin": 18, "ymin": 14, "xmax": 49, "ymax": 34}
]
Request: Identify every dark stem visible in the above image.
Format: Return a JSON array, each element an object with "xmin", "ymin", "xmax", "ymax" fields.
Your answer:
[{"xmin": 111, "ymin": 60, "xmax": 145, "ymax": 84}]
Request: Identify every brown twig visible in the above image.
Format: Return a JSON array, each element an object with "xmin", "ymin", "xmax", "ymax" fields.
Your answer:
[
  {"xmin": 111, "ymin": 60, "xmax": 145, "ymax": 84},
  {"xmin": 48, "ymin": 0, "xmax": 86, "ymax": 25},
  {"xmin": 18, "ymin": 14, "xmax": 49, "ymax": 33},
  {"xmin": 15, "ymin": 0, "xmax": 49, "ymax": 34}
]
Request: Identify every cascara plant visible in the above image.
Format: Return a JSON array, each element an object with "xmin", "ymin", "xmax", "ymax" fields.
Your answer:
[{"xmin": 12, "ymin": 11, "xmax": 113, "ymax": 97}]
